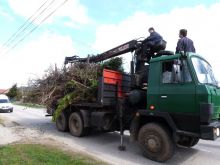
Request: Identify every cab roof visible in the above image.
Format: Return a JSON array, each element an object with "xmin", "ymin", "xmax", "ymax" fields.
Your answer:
[{"xmin": 150, "ymin": 52, "xmax": 203, "ymax": 63}]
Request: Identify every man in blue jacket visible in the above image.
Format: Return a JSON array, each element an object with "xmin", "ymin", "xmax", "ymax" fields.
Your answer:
[
  {"xmin": 176, "ymin": 29, "xmax": 196, "ymax": 53},
  {"xmin": 142, "ymin": 27, "xmax": 166, "ymax": 62},
  {"xmin": 145, "ymin": 27, "xmax": 163, "ymax": 47}
]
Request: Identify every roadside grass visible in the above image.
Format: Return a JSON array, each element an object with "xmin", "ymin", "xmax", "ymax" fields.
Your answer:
[
  {"xmin": 0, "ymin": 144, "xmax": 106, "ymax": 165},
  {"xmin": 13, "ymin": 102, "xmax": 46, "ymax": 109}
]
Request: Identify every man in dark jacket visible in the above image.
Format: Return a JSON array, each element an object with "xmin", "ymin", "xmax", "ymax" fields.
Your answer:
[
  {"xmin": 145, "ymin": 27, "xmax": 163, "ymax": 46},
  {"xmin": 142, "ymin": 27, "xmax": 166, "ymax": 62},
  {"xmin": 176, "ymin": 29, "xmax": 196, "ymax": 53}
]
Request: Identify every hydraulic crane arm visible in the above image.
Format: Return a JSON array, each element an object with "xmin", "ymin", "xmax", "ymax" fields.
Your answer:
[{"xmin": 64, "ymin": 40, "xmax": 138, "ymax": 64}]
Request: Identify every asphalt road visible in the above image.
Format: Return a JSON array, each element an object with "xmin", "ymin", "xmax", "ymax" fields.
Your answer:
[{"xmin": 1, "ymin": 105, "xmax": 220, "ymax": 165}]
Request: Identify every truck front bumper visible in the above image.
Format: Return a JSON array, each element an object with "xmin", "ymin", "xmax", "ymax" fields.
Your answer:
[{"xmin": 200, "ymin": 121, "xmax": 220, "ymax": 140}]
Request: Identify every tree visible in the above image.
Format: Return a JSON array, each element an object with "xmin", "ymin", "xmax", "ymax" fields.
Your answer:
[{"xmin": 7, "ymin": 84, "xmax": 20, "ymax": 101}]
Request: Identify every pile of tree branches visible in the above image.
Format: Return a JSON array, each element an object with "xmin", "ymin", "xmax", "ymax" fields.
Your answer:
[{"xmin": 24, "ymin": 57, "xmax": 124, "ymax": 120}]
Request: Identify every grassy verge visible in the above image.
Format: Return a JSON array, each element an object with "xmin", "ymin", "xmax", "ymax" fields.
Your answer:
[
  {"xmin": 0, "ymin": 144, "xmax": 106, "ymax": 165},
  {"xmin": 13, "ymin": 102, "xmax": 46, "ymax": 109}
]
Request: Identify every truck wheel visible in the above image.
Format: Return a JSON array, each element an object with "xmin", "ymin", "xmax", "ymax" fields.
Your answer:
[
  {"xmin": 138, "ymin": 123, "xmax": 174, "ymax": 162},
  {"xmin": 177, "ymin": 136, "xmax": 199, "ymax": 148},
  {"xmin": 69, "ymin": 112, "xmax": 87, "ymax": 137},
  {"xmin": 56, "ymin": 111, "xmax": 69, "ymax": 132}
]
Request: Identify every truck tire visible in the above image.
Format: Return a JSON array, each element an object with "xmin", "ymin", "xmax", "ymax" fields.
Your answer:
[
  {"xmin": 138, "ymin": 123, "xmax": 174, "ymax": 162},
  {"xmin": 69, "ymin": 112, "xmax": 87, "ymax": 137},
  {"xmin": 177, "ymin": 136, "xmax": 199, "ymax": 148},
  {"xmin": 56, "ymin": 111, "xmax": 69, "ymax": 132}
]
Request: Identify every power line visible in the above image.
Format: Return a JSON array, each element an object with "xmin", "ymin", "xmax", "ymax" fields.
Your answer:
[
  {"xmin": 0, "ymin": 0, "xmax": 55, "ymax": 54},
  {"xmin": 0, "ymin": 0, "xmax": 68, "ymax": 55},
  {"xmin": 4, "ymin": 0, "xmax": 69, "ymax": 55}
]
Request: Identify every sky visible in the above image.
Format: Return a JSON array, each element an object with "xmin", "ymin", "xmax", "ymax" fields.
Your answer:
[{"xmin": 0, "ymin": 0, "xmax": 220, "ymax": 88}]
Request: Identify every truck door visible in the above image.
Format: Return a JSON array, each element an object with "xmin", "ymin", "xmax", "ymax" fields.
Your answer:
[{"xmin": 159, "ymin": 59, "xmax": 198, "ymax": 132}]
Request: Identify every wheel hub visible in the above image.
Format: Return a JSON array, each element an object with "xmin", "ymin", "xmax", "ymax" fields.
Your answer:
[
  {"xmin": 145, "ymin": 135, "xmax": 161, "ymax": 153},
  {"xmin": 73, "ymin": 119, "xmax": 79, "ymax": 130}
]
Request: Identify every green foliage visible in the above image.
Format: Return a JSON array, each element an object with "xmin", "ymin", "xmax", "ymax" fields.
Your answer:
[
  {"xmin": 24, "ymin": 57, "xmax": 124, "ymax": 121},
  {"xmin": 100, "ymin": 57, "xmax": 124, "ymax": 72},
  {"xmin": 53, "ymin": 79, "xmax": 98, "ymax": 121},
  {"xmin": 53, "ymin": 58, "xmax": 124, "ymax": 121},
  {"xmin": 53, "ymin": 93, "xmax": 73, "ymax": 121},
  {"xmin": 0, "ymin": 144, "xmax": 105, "ymax": 165},
  {"xmin": 13, "ymin": 102, "xmax": 46, "ymax": 109},
  {"xmin": 6, "ymin": 84, "xmax": 20, "ymax": 101},
  {"xmin": 23, "ymin": 91, "xmax": 41, "ymax": 104},
  {"xmin": 16, "ymin": 90, "xmax": 22, "ymax": 100}
]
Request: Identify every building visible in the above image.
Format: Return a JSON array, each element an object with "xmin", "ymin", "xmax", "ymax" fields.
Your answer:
[{"xmin": 0, "ymin": 89, "xmax": 9, "ymax": 94}]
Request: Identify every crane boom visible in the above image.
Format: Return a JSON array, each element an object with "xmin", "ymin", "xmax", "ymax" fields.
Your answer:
[{"xmin": 64, "ymin": 40, "xmax": 138, "ymax": 64}]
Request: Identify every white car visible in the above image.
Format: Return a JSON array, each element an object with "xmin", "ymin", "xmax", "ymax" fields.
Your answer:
[{"xmin": 0, "ymin": 94, "xmax": 13, "ymax": 113}]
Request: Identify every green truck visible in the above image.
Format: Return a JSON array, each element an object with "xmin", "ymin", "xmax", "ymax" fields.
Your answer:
[{"xmin": 48, "ymin": 39, "xmax": 220, "ymax": 162}]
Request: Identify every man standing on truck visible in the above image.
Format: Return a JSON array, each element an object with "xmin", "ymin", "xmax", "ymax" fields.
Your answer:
[{"xmin": 176, "ymin": 29, "xmax": 196, "ymax": 53}]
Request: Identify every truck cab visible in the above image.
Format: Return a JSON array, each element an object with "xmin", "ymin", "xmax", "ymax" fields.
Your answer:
[
  {"xmin": 149, "ymin": 52, "xmax": 220, "ymax": 139},
  {"xmin": 136, "ymin": 52, "xmax": 220, "ymax": 161}
]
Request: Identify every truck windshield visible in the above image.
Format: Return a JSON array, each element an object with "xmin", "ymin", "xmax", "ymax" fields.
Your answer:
[{"xmin": 192, "ymin": 57, "xmax": 218, "ymax": 86}]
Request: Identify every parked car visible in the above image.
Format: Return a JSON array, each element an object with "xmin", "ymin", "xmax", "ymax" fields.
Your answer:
[{"xmin": 0, "ymin": 94, "xmax": 13, "ymax": 113}]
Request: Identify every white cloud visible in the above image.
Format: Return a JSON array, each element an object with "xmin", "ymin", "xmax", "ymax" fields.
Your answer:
[
  {"xmin": 93, "ymin": 3, "xmax": 220, "ymax": 80},
  {"xmin": 8, "ymin": 0, "xmax": 90, "ymax": 26},
  {"xmin": 0, "ymin": 32, "xmax": 75, "ymax": 88},
  {"xmin": 64, "ymin": 21, "xmax": 79, "ymax": 29},
  {"xmin": 55, "ymin": 0, "xmax": 90, "ymax": 24}
]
